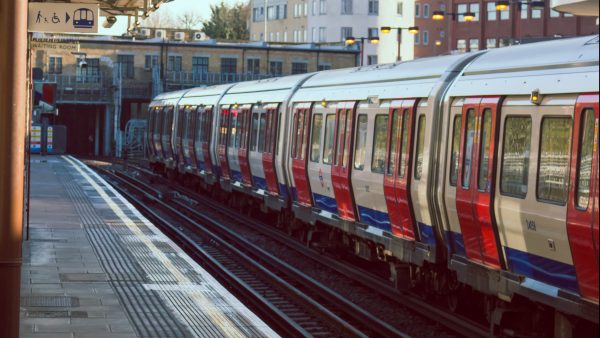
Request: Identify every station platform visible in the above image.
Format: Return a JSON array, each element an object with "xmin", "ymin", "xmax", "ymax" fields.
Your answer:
[{"xmin": 20, "ymin": 155, "xmax": 279, "ymax": 338}]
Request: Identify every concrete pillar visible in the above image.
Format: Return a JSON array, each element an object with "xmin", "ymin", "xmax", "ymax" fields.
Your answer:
[
  {"xmin": 104, "ymin": 105, "xmax": 112, "ymax": 156},
  {"xmin": 0, "ymin": 1, "xmax": 28, "ymax": 337},
  {"xmin": 95, "ymin": 107, "xmax": 100, "ymax": 157}
]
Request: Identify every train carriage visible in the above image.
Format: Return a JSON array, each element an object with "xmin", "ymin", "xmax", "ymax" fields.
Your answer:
[
  {"xmin": 147, "ymin": 35, "xmax": 599, "ymax": 336},
  {"xmin": 438, "ymin": 35, "xmax": 599, "ymax": 325}
]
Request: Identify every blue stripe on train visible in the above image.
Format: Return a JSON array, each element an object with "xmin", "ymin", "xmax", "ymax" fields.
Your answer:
[
  {"xmin": 445, "ymin": 231, "xmax": 466, "ymax": 256},
  {"xmin": 253, "ymin": 176, "xmax": 267, "ymax": 191},
  {"xmin": 357, "ymin": 206, "xmax": 391, "ymax": 232},
  {"xmin": 279, "ymin": 184, "xmax": 289, "ymax": 201},
  {"xmin": 505, "ymin": 246, "xmax": 579, "ymax": 294},
  {"xmin": 230, "ymin": 170, "xmax": 242, "ymax": 183},
  {"xmin": 313, "ymin": 193, "xmax": 338, "ymax": 215}
]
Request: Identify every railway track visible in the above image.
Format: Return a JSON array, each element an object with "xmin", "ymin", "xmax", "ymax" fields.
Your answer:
[{"xmin": 92, "ymin": 164, "xmax": 408, "ymax": 338}]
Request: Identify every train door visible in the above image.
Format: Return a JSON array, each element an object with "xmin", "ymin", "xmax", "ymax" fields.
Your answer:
[
  {"xmin": 153, "ymin": 107, "xmax": 164, "ymax": 160},
  {"xmin": 331, "ymin": 102, "xmax": 358, "ymax": 221},
  {"xmin": 183, "ymin": 106, "xmax": 197, "ymax": 171},
  {"xmin": 202, "ymin": 108, "xmax": 214, "ymax": 174},
  {"xmin": 218, "ymin": 106, "xmax": 231, "ymax": 179},
  {"xmin": 384, "ymin": 99, "xmax": 418, "ymax": 239},
  {"xmin": 567, "ymin": 93, "xmax": 599, "ymax": 302},
  {"xmin": 291, "ymin": 104, "xmax": 313, "ymax": 206},
  {"xmin": 239, "ymin": 106, "xmax": 253, "ymax": 186},
  {"xmin": 161, "ymin": 106, "xmax": 174, "ymax": 161},
  {"xmin": 456, "ymin": 97, "xmax": 503, "ymax": 269},
  {"xmin": 263, "ymin": 105, "xmax": 280, "ymax": 195},
  {"xmin": 148, "ymin": 107, "xmax": 156, "ymax": 159},
  {"xmin": 174, "ymin": 106, "xmax": 186, "ymax": 170}
]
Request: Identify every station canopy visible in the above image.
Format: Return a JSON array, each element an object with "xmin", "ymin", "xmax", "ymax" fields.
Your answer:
[{"xmin": 37, "ymin": 0, "xmax": 175, "ymax": 16}]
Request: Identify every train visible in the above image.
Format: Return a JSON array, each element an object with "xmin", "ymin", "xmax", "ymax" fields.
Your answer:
[{"xmin": 147, "ymin": 35, "xmax": 599, "ymax": 336}]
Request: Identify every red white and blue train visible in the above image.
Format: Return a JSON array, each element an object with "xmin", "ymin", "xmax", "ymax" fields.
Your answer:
[{"xmin": 148, "ymin": 35, "xmax": 599, "ymax": 335}]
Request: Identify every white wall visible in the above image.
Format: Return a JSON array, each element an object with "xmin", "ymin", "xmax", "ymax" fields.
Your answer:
[
  {"xmin": 377, "ymin": 0, "xmax": 416, "ymax": 63},
  {"xmin": 307, "ymin": 0, "xmax": 379, "ymax": 65}
]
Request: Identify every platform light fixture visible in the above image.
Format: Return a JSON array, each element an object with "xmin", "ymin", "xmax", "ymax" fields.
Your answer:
[
  {"xmin": 380, "ymin": 26, "xmax": 392, "ymax": 34},
  {"xmin": 495, "ymin": 0, "xmax": 546, "ymax": 11},
  {"xmin": 435, "ymin": 40, "xmax": 442, "ymax": 46},
  {"xmin": 432, "ymin": 11, "xmax": 445, "ymax": 20},
  {"xmin": 463, "ymin": 12, "xmax": 476, "ymax": 21},
  {"xmin": 495, "ymin": 0, "xmax": 510, "ymax": 10}
]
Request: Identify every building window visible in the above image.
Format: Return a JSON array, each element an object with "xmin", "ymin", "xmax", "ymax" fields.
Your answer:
[
  {"xmin": 415, "ymin": 3, "xmax": 420, "ymax": 17},
  {"xmin": 423, "ymin": 3, "xmax": 430, "ymax": 18},
  {"xmin": 192, "ymin": 56, "xmax": 208, "ymax": 75},
  {"xmin": 77, "ymin": 58, "xmax": 100, "ymax": 82},
  {"xmin": 457, "ymin": 39, "xmax": 467, "ymax": 52},
  {"xmin": 368, "ymin": 27, "xmax": 378, "ymax": 39},
  {"xmin": 500, "ymin": 6, "xmax": 510, "ymax": 20},
  {"xmin": 291, "ymin": 62, "xmax": 308, "ymax": 74},
  {"xmin": 117, "ymin": 55, "xmax": 134, "ymax": 79},
  {"xmin": 367, "ymin": 55, "xmax": 378, "ymax": 65},
  {"xmin": 397, "ymin": 1, "xmax": 403, "ymax": 15},
  {"xmin": 269, "ymin": 61, "xmax": 283, "ymax": 75},
  {"xmin": 414, "ymin": 32, "xmax": 421, "ymax": 45},
  {"xmin": 369, "ymin": 0, "xmax": 379, "ymax": 15},
  {"xmin": 470, "ymin": 3, "xmax": 480, "ymax": 21},
  {"xmin": 341, "ymin": 0, "xmax": 353, "ymax": 14},
  {"xmin": 457, "ymin": 4, "xmax": 468, "ymax": 21},
  {"xmin": 532, "ymin": 7, "xmax": 543, "ymax": 19},
  {"xmin": 48, "ymin": 56, "xmax": 62, "ymax": 74},
  {"xmin": 487, "ymin": 2, "xmax": 496, "ymax": 21},
  {"xmin": 470, "ymin": 38, "xmax": 479, "ymax": 51},
  {"xmin": 318, "ymin": 64, "xmax": 331, "ymax": 71},
  {"xmin": 521, "ymin": 5, "xmax": 528, "ymax": 19},
  {"xmin": 486, "ymin": 38, "xmax": 497, "ymax": 49},
  {"xmin": 423, "ymin": 31, "xmax": 429, "ymax": 45},
  {"xmin": 145, "ymin": 55, "xmax": 158, "ymax": 70},
  {"xmin": 167, "ymin": 55, "xmax": 182, "ymax": 72},
  {"xmin": 221, "ymin": 57, "xmax": 237, "ymax": 74},
  {"xmin": 499, "ymin": 38, "xmax": 510, "ymax": 47},
  {"xmin": 319, "ymin": 27, "xmax": 327, "ymax": 42},
  {"xmin": 341, "ymin": 27, "xmax": 352, "ymax": 41},
  {"xmin": 320, "ymin": 0, "xmax": 327, "ymax": 14},
  {"xmin": 247, "ymin": 58, "xmax": 260, "ymax": 74}
]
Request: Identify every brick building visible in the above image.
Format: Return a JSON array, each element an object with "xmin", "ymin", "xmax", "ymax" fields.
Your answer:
[
  {"xmin": 412, "ymin": 0, "xmax": 598, "ymax": 57},
  {"xmin": 32, "ymin": 34, "xmax": 357, "ymax": 156}
]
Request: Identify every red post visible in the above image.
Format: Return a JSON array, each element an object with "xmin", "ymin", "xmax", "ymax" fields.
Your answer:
[{"xmin": 0, "ymin": 1, "xmax": 28, "ymax": 337}]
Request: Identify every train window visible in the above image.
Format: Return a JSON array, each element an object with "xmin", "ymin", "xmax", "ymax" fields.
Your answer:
[
  {"xmin": 537, "ymin": 117, "xmax": 572, "ymax": 205},
  {"xmin": 342, "ymin": 109, "xmax": 353, "ymax": 168},
  {"xmin": 195, "ymin": 110, "xmax": 203, "ymax": 147},
  {"xmin": 264, "ymin": 111, "xmax": 272, "ymax": 153},
  {"xmin": 449, "ymin": 115, "xmax": 462, "ymax": 186},
  {"xmin": 229, "ymin": 111, "xmax": 238, "ymax": 147},
  {"xmin": 251, "ymin": 112, "xmax": 260, "ymax": 151},
  {"xmin": 163, "ymin": 108, "xmax": 173, "ymax": 138},
  {"xmin": 500, "ymin": 116, "xmax": 531, "ymax": 198},
  {"xmin": 354, "ymin": 114, "xmax": 368, "ymax": 170},
  {"xmin": 576, "ymin": 109, "xmax": 595, "ymax": 209},
  {"xmin": 291, "ymin": 112, "xmax": 300, "ymax": 158},
  {"xmin": 372, "ymin": 114, "xmax": 389, "ymax": 174},
  {"xmin": 310, "ymin": 114, "xmax": 323, "ymax": 163},
  {"xmin": 478, "ymin": 109, "xmax": 492, "ymax": 191},
  {"xmin": 258, "ymin": 113, "xmax": 267, "ymax": 153},
  {"xmin": 177, "ymin": 107, "xmax": 186, "ymax": 140},
  {"xmin": 387, "ymin": 109, "xmax": 400, "ymax": 176},
  {"xmin": 461, "ymin": 110, "xmax": 475, "ymax": 187},
  {"xmin": 220, "ymin": 110, "xmax": 229, "ymax": 146},
  {"xmin": 323, "ymin": 114, "xmax": 336, "ymax": 164},
  {"xmin": 399, "ymin": 109, "xmax": 410, "ymax": 178},
  {"xmin": 414, "ymin": 115, "xmax": 427, "ymax": 180}
]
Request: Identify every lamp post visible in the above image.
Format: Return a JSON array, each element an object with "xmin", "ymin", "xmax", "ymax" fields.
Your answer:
[
  {"xmin": 345, "ymin": 36, "xmax": 380, "ymax": 66},
  {"xmin": 380, "ymin": 26, "xmax": 420, "ymax": 61}
]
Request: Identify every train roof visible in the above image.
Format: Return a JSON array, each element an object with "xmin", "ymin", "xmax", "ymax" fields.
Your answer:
[
  {"xmin": 449, "ymin": 35, "xmax": 599, "ymax": 96},
  {"xmin": 182, "ymin": 83, "xmax": 234, "ymax": 98},
  {"xmin": 291, "ymin": 53, "xmax": 473, "ymax": 102},
  {"xmin": 219, "ymin": 74, "xmax": 314, "ymax": 105}
]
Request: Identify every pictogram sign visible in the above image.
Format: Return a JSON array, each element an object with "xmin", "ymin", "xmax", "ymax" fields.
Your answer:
[{"xmin": 28, "ymin": 3, "xmax": 99, "ymax": 33}]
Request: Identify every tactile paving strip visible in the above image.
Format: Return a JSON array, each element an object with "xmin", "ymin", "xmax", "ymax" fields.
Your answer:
[
  {"xmin": 21, "ymin": 296, "xmax": 79, "ymax": 308},
  {"xmin": 58, "ymin": 166, "xmax": 191, "ymax": 338}
]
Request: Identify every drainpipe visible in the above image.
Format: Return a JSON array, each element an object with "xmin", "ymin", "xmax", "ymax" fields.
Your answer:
[{"xmin": 0, "ymin": 1, "xmax": 28, "ymax": 338}]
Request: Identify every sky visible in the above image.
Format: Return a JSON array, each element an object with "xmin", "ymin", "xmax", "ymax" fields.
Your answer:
[{"xmin": 100, "ymin": 0, "xmax": 243, "ymax": 35}]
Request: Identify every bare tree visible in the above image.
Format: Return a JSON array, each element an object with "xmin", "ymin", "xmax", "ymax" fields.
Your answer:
[
  {"xmin": 141, "ymin": 11, "xmax": 175, "ymax": 28},
  {"xmin": 177, "ymin": 11, "xmax": 203, "ymax": 30}
]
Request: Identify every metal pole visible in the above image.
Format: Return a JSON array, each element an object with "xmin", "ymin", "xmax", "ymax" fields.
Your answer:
[
  {"xmin": 397, "ymin": 29, "xmax": 402, "ymax": 61},
  {"xmin": 0, "ymin": 1, "xmax": 28, "ymax": 338},
  {"xmin": 360, "ymin": 38, "xmax": 365, "ymax": 67}
]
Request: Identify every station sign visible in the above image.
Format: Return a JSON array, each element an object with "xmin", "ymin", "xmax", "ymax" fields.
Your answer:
[
  {"xmin": 31, "ymin": 40, "xmax": 80, "ymax": 52},
  {"xmin": 28, "ymin": 3, "xmax": 100, "ymax": 34}
]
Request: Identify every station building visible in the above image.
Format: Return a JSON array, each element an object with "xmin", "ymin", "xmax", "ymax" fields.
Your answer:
[{"xmin": 31, "ymin": 34, "xmax": 357, "ymax": 157}]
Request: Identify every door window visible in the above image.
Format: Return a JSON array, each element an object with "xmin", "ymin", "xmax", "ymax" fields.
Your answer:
[
  {"xmin": 372, "ymin": 114, "xmax": 389, "ymax": 173},
  {"xmin": 461, "ymin": 110, "xmax": 475, "ymax": 188},
  {"xmin": 449, "ymin": 115, "xmax": 462, "ymax": 186},
  {"xmin": 354, "ymin": 114, "xmax": 368, "ymax": 170},
  {"xmin": 576, "ymin": 109, "xmax": 595, "ymax": 209},
  {"xmin": 500, "ymin": 116, "xmax": 532, "ymax": 198},
  {"xmin": 399, "ymin": 109, "xmax": 410, "ymax": 178},
  {"xmin": 414, "ymin": 115, "xmax": 427, "ymax": 180},
  {"xmin": 478, "ymin": 109, "xmax": 492, "ymax": 191},
  {"xmin": 323, "ymin": 114, "xmax": 336, "ymax": 164},
  {"xmin": 387, "ymin": 109, "xmax": 400, "ymax": 176},
  {"xmin": 310, "ymin": 114, "xmax": 323, "ymax": 163},
  {"xmin": 537, "ymin": 117, "xmax": 572, "ymax": 204}
]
